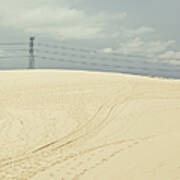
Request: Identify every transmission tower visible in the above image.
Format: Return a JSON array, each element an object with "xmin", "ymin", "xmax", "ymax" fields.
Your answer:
[{"xmin": 28, "ymin": 36, "xmax": 35, "ymax": 69}]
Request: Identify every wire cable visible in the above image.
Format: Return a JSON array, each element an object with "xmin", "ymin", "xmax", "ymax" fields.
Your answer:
[
  {"xmin": 0, "ymin": 43, "xmax": 28, "ymax": 46},
  {"xmin": 36, "ymin": 42, "xmax": 180, "ymax": 62},
  {"xmin": 0, "ymin": 56, "xmax": 29, "ymax": 59}
]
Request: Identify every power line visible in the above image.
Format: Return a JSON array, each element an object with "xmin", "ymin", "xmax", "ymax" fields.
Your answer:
[
  {"xmin": 36, "ymin": 55, "xmax": 179, "ymax": 73},
  {"xmin": 37, "ymin": 42, "xmax": 98, "ymax": 53},
  {"xmin": 0, "ymin": 43, "xmax": 28, "ymax": 46},
  {"xmin": 36, "ymin": 41, "xmax": 180, "ymax": 63},
  {"xmin": 0, "ymin": 48, "xmax": 28, "ymax": 52},
  {"xmin": 36, "ymin": 55, "xmax": 113, "ymax": 67},
  {"xmin": 0, "ymin": 56, "xmax": 29, "ymax": 59},
  {"xmin": 0, "ymin": 38, "xmax": 179, "ymax": 78},
  {"xmin": 36, "ymin": 47, "xmax": 176, "ymax": 68},
  {"xmin": 37, "ymin": 42, "xmax": 147, "ymax": 59},
  {"xmin": 35, "ymin": 48, "xmax": 126, "ymax": 64},
  {"xmin": 35, "ymin": 47, "xmax": 157, "ymax": 66}
]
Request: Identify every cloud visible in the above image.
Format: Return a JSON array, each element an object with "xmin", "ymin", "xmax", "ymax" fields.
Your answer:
[
  {"xmin": 0, "ymin": 0, "xmax": 179, "ymax": 67},
  {"xmin": 102, "ymin": 37, "xmax": 175, "ymax": 56},
  {"xmin": 0, "ymin": 49, "xmax": 4, "ymax": 56},
  {"xmin": 101, "ymin": 37, "xmax": 180, "ymax": 66},
  {"xmin": 127, "ymin": 26, "xmax": 155, "ymax": 37},
  {"xmin": 103, "ymin": 48, "xmax": 113, "ymax": 53},
  {"xmin": 145, "ymin": 40, "xmax": 175, "ymax": 54},
  {"xmin": 158, "ymin": 51, "xmax": 180, "ymax": 65},
  {"xmin": 100, "ymin": 25, "xmax": 175, "ymax": 60},
  {"xmin": 159, "ymin": 51, "xmax": 180, "ymax": 59},
  {"xmin": 117, "ymin": 37, "xmax": 144, "ymax": 54},
  {"xmin": 0, "ymin": 1, "xmax": 127, "ymax": 40}
]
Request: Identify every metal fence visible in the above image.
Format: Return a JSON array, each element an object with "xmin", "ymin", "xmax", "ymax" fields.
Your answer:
[{"xmin": 0, "ymin": 37, "xmax": 180, "ymax": 79}]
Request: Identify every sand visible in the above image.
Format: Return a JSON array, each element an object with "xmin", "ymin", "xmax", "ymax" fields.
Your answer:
[{"xmin": 0, "ymin": 70, "xmax": 180, "ymax": 180}]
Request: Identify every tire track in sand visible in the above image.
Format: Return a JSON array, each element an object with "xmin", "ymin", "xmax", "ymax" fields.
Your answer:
[
  {"xmin": 0, "ymin": 79, "xmax": 135, "ymax": 179},
  {"xmin": 2, "ymin": 78, "xmax": 177, "ymax": 180}
]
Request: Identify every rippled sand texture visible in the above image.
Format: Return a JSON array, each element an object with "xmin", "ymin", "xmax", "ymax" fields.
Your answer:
[{"xmin": 0, "ymin": 70, "xmax": 180, "ymax": 180}]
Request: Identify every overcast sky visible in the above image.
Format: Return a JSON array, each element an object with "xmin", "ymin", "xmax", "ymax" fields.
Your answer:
[{"xmin": 0, "ymin": 0, "xmax": 180, "ymax": 62}]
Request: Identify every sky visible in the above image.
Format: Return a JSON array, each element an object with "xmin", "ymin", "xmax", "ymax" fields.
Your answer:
[{"xmin": 0, "ymin": 0, "xmax": 180, "ymax": 63}]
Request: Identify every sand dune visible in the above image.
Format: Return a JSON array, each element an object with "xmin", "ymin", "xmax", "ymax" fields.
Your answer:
[{"xmin": 0, "ymin": 70, "xmax": 180, "ymax": 180}]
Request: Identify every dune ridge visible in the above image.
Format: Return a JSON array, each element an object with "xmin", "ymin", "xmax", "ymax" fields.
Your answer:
[{"xmin": 0, "ymin": 70, "xmax": 180, "ymax": 180}]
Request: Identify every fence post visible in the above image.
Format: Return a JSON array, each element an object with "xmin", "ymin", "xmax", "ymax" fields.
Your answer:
[{"xmin": 28, "ymin": 36, "xmax": 35, "ymax": 69}]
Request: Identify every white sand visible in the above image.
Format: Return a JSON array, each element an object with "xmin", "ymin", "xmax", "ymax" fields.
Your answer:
[{"xmin": 0, "ymin": 70, "xmax": 180, "ymax": 180}]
